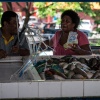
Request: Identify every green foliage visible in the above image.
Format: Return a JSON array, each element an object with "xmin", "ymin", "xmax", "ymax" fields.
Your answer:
[
  {"xmin": 90, "ymin": 39, "xmax": 100, "ymax": 46},
  {"xmin": 56, "ymin": 18, "xmax": 61, "ymax": 25},
  {"xmin": 34, "ymin": 2, "xmax": 57, "ymax": 18},
  {"xmin": 34, "ymin": 2, "xmax": 95, "ymax": 18},
  {"xmin": 0, "ymin": 2, "xmax": 3, "ymax": 27},
  {"xmin": 95, "ymin": 20, "xmax": 100, "ymax": 25},
  {"xmin": 79, "ymin": 2, "xmax": 96, "ymax": 17},
  {"xmin": 93, "ymin": 10, "xmax": 100, "ymax": 20},
  {"xmin": 96, "ymin": 40, "xmax": 100, "ymax": 46},
  {"xmin": 96, "ymin": 28, "xmax": 100, "ymax": 33}
]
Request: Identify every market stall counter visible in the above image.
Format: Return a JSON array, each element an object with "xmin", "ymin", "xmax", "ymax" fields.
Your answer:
[{"xmin": 0, "ymin": 55, "xmax": 100, "ymax": 99}]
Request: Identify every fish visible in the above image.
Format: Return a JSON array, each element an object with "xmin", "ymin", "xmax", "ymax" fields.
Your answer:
[
  {"xmin": 68, "ymin": 56, "xmax": 78, "ymax": 63},
  {"xmin": 91, "ymin": 61, "xmax": 100, "ymax": 71},
  {"xmin": 86, "ymin": 72, "xmax": 94, "ymax": 79},
  {"xmin": 54, "ymin": 75, "xmax": 66, "ymax": 80},
  {"xmin": 88, "ymin": 57, "xmax": 98, "ymax": 69},
  {"xmin": 75, "ymin": 63, "xmax": 90, "ymax": 71},
  {"xmin": 49, "ymin": 69, "xmax": 67, "ymax": 79},
  {"xmin": 71, "ymin": 74, "xmax": 85, "ymax": 79},
  {"xmin": 45, "ymin": 70, "xmax": 55, "ymax": 80},
  {"xmin": 78, "ymin": 57, "xmax": 89, "ymax": 66},
  {"xmin": 73, "ymin": 66, "xmax": 89, "ymax": 79},
  {"xmin": 34, "ymin": 56, "xmax": 100, "ymax": 80},
  {"xmin": 60, "ymin": 55, "xmax": 73, "ymax": 63},
  {"xmin": 65, "ymin": 63, "xmax": 76, "ymax": 71},
  {"xmin": 63, "ymin": 69, "xmax": 69, "ymax": 76},
  {"xmin": 51, "ymin": 64, "xmax": 64, "ymax": 73},
  {"xmin": 59, "ymin": 62, "xmax": 68, "ymax": 69},
  {"xmin": 67, "ymin": 71, "xmax": 75, "ymax": 79},
  {"xmin": 51, "ymin": 58, "xmax": 60, "ymax": 64},
  {"xmin": 91, "ymin": 70, "xmax": 100, "ymax": 79},
  {"xmin": 47, "ymin": 59, "xmax": 53, "ymax": 65}
]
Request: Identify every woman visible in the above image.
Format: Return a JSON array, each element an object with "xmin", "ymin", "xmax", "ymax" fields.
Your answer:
[{"xmin": 48, "ymin": 9, "xmax": 92, "ymax": 55}]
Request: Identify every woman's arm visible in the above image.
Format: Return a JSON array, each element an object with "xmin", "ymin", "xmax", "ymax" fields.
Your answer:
[{"xmin": 71, "ymin": 44, "xmax": 92, "ymax": 55}]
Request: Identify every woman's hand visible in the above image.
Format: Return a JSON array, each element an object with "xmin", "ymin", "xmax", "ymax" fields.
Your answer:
[
  {"xmin": 70, "ymin": 43, "xmax": 92, "ymax": 55},
  {"xmin": 70, "ymin": 43, "xmax": 81, "ymax": 52},
  {"xmin": 70, "ymin": 43, "xmax": 83, "ymax": 54}
]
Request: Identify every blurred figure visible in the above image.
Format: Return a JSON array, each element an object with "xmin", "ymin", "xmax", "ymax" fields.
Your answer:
[{"xmin": 0, "ymin": 11, "xmax": 30, "ymax": 58}]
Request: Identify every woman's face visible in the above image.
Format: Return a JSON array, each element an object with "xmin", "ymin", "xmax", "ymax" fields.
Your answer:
[{"xmin": 61, "ymin": 15, "xmax": 75, "ymax": 33}]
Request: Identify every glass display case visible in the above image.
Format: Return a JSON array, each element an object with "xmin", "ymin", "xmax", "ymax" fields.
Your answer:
[{"xmin": 0, "ymin": 55, "xmax": 100, "ymax": 99}]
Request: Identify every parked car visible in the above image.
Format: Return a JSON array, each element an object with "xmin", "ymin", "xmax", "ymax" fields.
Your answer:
[
  {"xmin": 41, "ymin": 23, "xmax": 60, "ymax": 39},
  {"xmin": 42, "ymin": 22, "xmax": 92, "ymax": 40},
  {"xmin": 79, "ymin": 29, "xmax": 92, "ymax": 37},
  {"xmin": 19, "ymin": 16, "xmax": 38, "ymax": 30},
  {"xmin": 78, "ymin": 19, "xmax": 93, "ymax": 32},
  {"xmin": 23, "ymin": 16, "xmax": 38, "ymax": 27},
  {"xmin": 43, "ymin": 22, "xmax": 61, "ymax": 34}
]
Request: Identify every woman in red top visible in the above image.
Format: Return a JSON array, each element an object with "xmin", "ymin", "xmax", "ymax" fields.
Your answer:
[{"xmin": 48, "ymin": 9, "xmax": 92, "ymax": 55}]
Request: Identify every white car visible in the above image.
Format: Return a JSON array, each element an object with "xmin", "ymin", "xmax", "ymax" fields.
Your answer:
[
  {"xmin": 79, "ymin": 29, "xmax": 91, "ymax": 37},
  {"xmin": 78, "ymin": 19, "xmax": 93, "ymax": 32},
  {"xmin": 19, "ymin": 16, "xmax": 38, "ymax": 29}
]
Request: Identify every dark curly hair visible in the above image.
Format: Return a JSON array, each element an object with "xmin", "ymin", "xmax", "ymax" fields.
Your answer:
[
  {"xmin": 61, "ymin": 9, "xmax": 80, "ymax": 29},
  {"xmin": 1, "ymin": 11, "xmax": 18, "ymax": 27}
]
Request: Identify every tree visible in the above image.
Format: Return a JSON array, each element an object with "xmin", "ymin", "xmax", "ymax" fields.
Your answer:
[
  {"xmin": 90, "ymin": 2, "xmax": 100, "ymax": 33},
  {"xmin": 34, "ymin": 2, "xmax": 96, "ymax": 25},
  {"xmin": 6, "ymin": 2, "xmax": 13, "ymax": 11},
  {"xmin": 6, "ymin": 2, "xmax": 35, "ymax": 31},
  {"xmin": 34, "ymin": 2, "xmax": 96, "ymax": 18},
  {"xmin": 0, "ymin": 2, "xmax": 3, "ymax": 27}
]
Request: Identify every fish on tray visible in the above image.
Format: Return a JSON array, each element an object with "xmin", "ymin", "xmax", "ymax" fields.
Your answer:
[{"xmin": 33, "ymin": 55, "xmax": 100, "ymax": 80}]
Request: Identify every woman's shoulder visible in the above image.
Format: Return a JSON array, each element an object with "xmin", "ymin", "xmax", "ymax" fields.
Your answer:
[
  {"xmin": 76, "ymin": 29, "xmax": 89, "ymax": 45},
  {"xmin": 55, "ymin": 30, "xmax": 62, "ymax": 35},
  {"xmin": 77, "ymin": 29, "xmax": 84, "ymax": 34},
  {"xmin": 77, "ymin": 29, "xmax": 87, "ymax": 37},
  {"xmin": 52, "ymin": 30, "xmax": 62, "ymax": 40}
]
